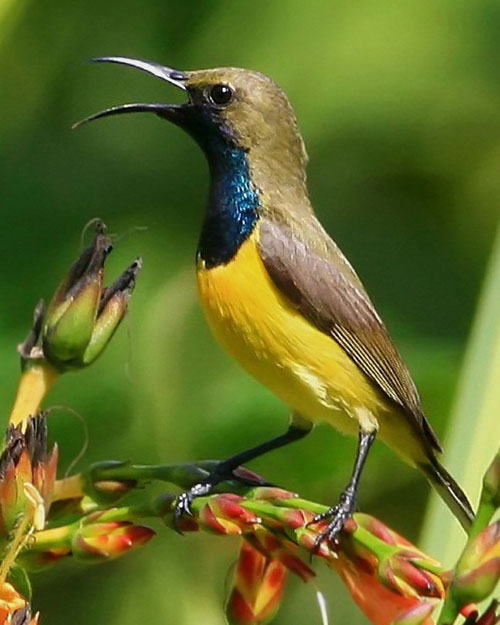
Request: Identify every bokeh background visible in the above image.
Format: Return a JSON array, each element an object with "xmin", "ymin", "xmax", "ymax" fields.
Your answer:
[{"xmin": 1, "ymin": 1, "xmax": 500, "ymax": 623}]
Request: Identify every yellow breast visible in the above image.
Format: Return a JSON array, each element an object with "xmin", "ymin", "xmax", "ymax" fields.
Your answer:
[{"xmin": 196, "ymin": 227, "xmax": 387, "ymax": 435}]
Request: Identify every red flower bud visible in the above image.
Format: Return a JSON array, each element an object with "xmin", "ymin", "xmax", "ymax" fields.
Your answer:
[
  {"xmin": 72, "ymin": 521, "xmax": 154, "ymax": 562},
  {"xmin": 198, "ymin": 494, "xmax": 261, "ymax": 535},
  {"xmin": 226, "ymin": 541, "xmax": 288, "ymax": 625}
]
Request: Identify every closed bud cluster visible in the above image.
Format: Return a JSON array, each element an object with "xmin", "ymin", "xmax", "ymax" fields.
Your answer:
[
  {"xmin": 41, "ymin": 221, "xmax": 141, "ymax": 371},
  {"xmin": 334, "ymin": 515, "xmax": 444, "ymax": 625},
  {"xmin": 0, "ymin": 415, "xmax": 57, "ymax": 553},
  {"xmin": 157, "ymin": 486, "xmax": 446, "ymax": 625}
]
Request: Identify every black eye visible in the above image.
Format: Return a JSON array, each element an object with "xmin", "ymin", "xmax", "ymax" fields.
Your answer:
[{"xmin": 208, "ymin": 84, "xmax": 233, "ymax": 106}]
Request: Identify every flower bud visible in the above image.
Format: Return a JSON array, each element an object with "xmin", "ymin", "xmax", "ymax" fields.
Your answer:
[
  {"xmin": 476, "ymin": 600, "xmax": 500, "ymax": 625},
  {"xmin": 225, "ymin": 541, "xmax": 287, "ymax": 625},
  {"xmin": 71, "ymin": 521, "xmax": 154, "ymax": 562},
  {"xmin": 81, "ymin": 258, "xmax": 142, "ymax": 366},
  {"xmin": 43, "ymin": 230, "xmax": 110, "ymax": 367},
  {"xmin": 41, "ymin": 223, "xmax": 141, "ymax": 370},
  {"xmin": 0, "ymin": 415, "xmax": 56, "ymax": 546},
  {"xmin": 198, "ymin": 494, "xmax": 261, "ymax": 535},
  {"xmin": 83, "ymin": 460, "xmax": 137, "ymax": 505},
  {"xmin": 250, "ymin": 528, "xmax": 315, "ymax": 582},
  {"xmin": 335, "ymin": 514, "xmax": 445, "ymax": 625},
  {"xmin": 379, "ymin": 552, "xmax": 444, "ymax": 599},
  {"xmin": 390, "ymin": 600, "xmax": 436, "ymax": 625},
  {"xmin": 451, "ymin": 521, "xmax": 500, "ymax": 607},
  {"xmin": 0, "ymin": 582, "xmax": 37, "ymax": 625},
  {"xmin": 482, "ymin": 453, "xmax": 500, "ymax": 511}
]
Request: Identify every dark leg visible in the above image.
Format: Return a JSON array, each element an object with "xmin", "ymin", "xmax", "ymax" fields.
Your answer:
[
  {"xmin": 310, "ymin": 429, "xmax": 375, "ymax": 549},
  {"xmin": 174, "ymin": 422, "xmax": 312, "ymax": 529}
]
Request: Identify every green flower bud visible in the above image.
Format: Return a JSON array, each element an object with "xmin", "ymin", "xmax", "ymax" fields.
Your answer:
[
  {"xmin": 451, "ymin": 522, "xmax": 500, "ymax": 607},
  {"xmin": 41, "ymin": 223, "xmax": 141, "ymax": 371},
  {"xmin": 82, "ymin": 258, "xmax": 142, "ymax": 365}
]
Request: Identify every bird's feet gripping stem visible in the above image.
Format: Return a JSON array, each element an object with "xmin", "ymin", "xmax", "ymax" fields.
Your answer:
[
  {"xmin": 308, "ymin": 486, "xmax": 357, "ymax": 550},
  {"xmin": 173, "ymin": 423, "xmax": 312, "ymax": 532},
  {"xmin": 309, "ymin": 429, "xmax": 376, "ymax": 550},
  {"xmin": 173, "ymin": 463, "xmax": 270, "ymax": 532}
]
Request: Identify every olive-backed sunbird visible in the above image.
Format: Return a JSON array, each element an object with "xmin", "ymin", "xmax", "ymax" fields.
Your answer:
[{"xmin": 77, "ymin": 56, "xmax": 474, "ymax": 545}]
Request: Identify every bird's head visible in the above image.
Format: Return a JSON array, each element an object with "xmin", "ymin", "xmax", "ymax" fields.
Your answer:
[{"xmin": 77, "ymin": 57, "xmax": 308, "ymax": 175}]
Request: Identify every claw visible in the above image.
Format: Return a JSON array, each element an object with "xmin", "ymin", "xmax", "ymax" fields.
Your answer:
[
  {"xmin": 173, "ymin": 491, "xmax": 195, "ymax": 534},
  {"xmin": 172, "ymin": 464, "xmax": 262, "ymax": 534},
  {"xmin": 308, "ymin": 489, "xmax": 356, "ymax": 552}
]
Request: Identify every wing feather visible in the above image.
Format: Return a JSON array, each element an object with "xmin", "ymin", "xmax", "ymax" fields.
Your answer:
[{"xmin": 258, "ymin": 219, "xmax": 442, "ymax": 453}]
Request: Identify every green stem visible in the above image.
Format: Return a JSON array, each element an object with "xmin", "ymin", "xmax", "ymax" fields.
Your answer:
[
  {"xmin": 90, "ymin": 461, "xmax": 214, "ymax": 486},
  {"xmin": 469, "ymin": 497, "xmax": 497, "ymax": 541},
  {"xmin": 86, "ymin": 503, "xmax": 157, "ymax": 523},
  {"xmin": 272, "ymin": 497, "xmax": 329, "ymax": 515},
  {"xmin": 28, "ymin": 524, "xmax": 74, "ymax": 551},
  {"xmin": 437, "ymin": 601, "xmax": 460, "ymax": 625}
]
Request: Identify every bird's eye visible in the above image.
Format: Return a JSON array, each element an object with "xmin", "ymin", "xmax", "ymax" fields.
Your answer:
[{"xmin": 208, "ymin": 84, "xmax": 233, "ymax": 106}]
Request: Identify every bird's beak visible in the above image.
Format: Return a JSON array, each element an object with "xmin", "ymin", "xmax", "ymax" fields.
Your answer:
[{"xmin": 73, "ymin": 56, "xmax": 189, "ymax": 129}]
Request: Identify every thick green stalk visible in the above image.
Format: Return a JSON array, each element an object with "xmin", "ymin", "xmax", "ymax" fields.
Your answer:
[
  {"xmin": 421, "ymin": 222, "xmax": 500, "ymax": 566},
  {"xmin": 0, "ymin": 0, "xmax": 30, "ymax": 49}
]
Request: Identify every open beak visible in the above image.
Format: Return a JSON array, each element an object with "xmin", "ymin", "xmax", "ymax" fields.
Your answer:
[{"xmin": 73, "ymin": 56, "xmax": 189, "ymax": 129}]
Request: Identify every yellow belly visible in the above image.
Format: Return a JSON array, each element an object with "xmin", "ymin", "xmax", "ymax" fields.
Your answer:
[{"xmin": 196, "ymin": 227, "xmax": 424, "ymax": 464}]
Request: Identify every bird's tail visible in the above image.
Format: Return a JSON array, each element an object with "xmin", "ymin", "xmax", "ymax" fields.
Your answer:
[{"xmin": 419, "ymin": 457, "xmax": 475, "ymax": 532}]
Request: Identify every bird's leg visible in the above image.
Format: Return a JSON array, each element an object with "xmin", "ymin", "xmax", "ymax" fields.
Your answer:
[
  {"xmin": 174, "ymin": 420, "xmax": 312, "ymax": 531},
  {"xmin": 310, "ymin": 429, "xmax": 375, "ymax": 550}
]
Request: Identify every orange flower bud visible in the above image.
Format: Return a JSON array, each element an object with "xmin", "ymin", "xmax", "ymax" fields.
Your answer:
[
  {"xmin": 226, "ymin": 541, "xmax": 288, "ymax": 625},
  {"xmin": 334, "ymin": 515, "xmax": 444, "ymax": 625},
  {"xmin": 198, "ymin": 494, "xmax": 261, "ymax": 535},
  {"xmin": 72, "ymin": 521, "xmax": 154, "ymax": 562},
  {"xmin": 0, "ymin": 581, "xmax": 37, "ymax": 625}
]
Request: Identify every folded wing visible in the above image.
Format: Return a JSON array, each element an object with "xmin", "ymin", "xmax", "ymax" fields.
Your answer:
[{"xmin": 258, "ymin": 218, "xmax": 442, "ymax": 454}]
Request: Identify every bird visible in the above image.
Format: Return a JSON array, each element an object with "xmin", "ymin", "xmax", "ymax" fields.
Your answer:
[{"xmin": 76, "ymin": 56, "xmax": 475, "ymax": 545}]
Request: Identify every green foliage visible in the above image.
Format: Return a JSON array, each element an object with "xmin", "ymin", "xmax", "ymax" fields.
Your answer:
[
  {"xmin": 423, "ymin": 225, "xmax": 500, "ymax": 568},
  {"xmin": 1, "ymin": 1, "xmax": 500, "ymax": 624},
  {"xmin": 7, "ymin": 566, "xmax": 32, "ymax": 601}
]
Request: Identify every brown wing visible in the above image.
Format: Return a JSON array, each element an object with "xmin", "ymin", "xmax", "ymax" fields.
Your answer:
[{"xmin": 258, "ymin": 218, "xmax": 442, "ymax": 453}]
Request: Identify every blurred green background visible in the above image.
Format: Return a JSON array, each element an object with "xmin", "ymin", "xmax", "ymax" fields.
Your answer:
[{"xmin": 1, "ymin": 0, "xmax": 500, "ymax": 623}]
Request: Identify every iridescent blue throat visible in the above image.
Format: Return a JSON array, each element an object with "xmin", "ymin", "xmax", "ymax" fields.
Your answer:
[{"xmin": 198, "ymin": 141, "xmax": 260, "ymax": 268}]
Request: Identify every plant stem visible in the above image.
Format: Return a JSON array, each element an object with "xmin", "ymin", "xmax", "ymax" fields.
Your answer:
[
  {"xmin": 29, "ymin": 525, "xmax": 74, "ymax": 551},
  {"xmin": 9, "ymin": 363, "xmax": 59, "ymax": 426},
  {"xmin": 52, "ymin": 475, "xmax": 84, "ymax": 501},
  {"xmin": 0, "ymin": 513, "xmax": 33, "ymax": 584}
]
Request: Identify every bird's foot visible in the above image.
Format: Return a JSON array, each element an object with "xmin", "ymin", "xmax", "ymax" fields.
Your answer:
[
  {"xmin": 308, "ymin": 488, "xmax": 356, "ymax": 551},
  {"xmin": 174, "ymin": 481, "xmax": 213, "ymax": 528},
  {"xmin": 173, "ymin": 462, "xmax": 272, "ymax": 533}
]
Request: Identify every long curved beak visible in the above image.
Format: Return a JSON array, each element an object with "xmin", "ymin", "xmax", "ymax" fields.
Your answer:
[{"xmin": 73, "ymin": 56, "xmax": 189, "ymax": 129}]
